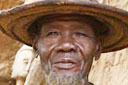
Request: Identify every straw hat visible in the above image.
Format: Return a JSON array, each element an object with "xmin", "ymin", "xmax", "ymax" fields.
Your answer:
[{"xmin": 0, "ymin": 0, "xmax": 128, "ymax": 53}]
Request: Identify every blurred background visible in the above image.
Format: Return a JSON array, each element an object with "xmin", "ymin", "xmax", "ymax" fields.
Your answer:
[{"xmin": 0, "ymin": 0, "xmax": 128, "ymax": 85}]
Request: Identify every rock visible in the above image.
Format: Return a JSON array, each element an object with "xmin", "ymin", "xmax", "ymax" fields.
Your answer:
[
  {"xmin": 0, "ymin": 0, "xmax": 24, "ymax": 84},
  {"xmin": 0, "ymin": 31, "xmax": 22, "ymax": 84},
  {"xmin": 0, "ymin": 0, "xmax": 24, "ymax": 10},
  {"xmin": 89, "ymin": 49, "xmax": 128, "ymax": 85}
]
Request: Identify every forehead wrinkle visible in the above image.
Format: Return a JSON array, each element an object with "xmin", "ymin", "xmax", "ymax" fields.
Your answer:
[
  {"xmin": 41, "ymin": 23, "xmax": 63, "ymax": 35},
  {"xmin": 39, "ymin": 16, "xmax": 97, "ymax": 38},
  {"xmin": 41, "ymin": 19, "xmax": 93, "ymax": 31}
]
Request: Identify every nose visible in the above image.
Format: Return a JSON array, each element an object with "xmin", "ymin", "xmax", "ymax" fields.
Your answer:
[{"xmin": 56, "ymin": 42, "xmax": 77, "ymax": 53}]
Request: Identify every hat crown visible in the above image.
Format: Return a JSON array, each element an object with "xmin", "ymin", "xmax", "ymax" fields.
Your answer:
[{"xmin": 25, "ymin": 0, "xmax": 98, "ymax": 4}]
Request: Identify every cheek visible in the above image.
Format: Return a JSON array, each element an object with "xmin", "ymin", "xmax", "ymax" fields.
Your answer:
[
  {"xmin": 37, "ymin": 38, "xmax": 58, "ymax": 61},
  {"xmin": 76, "ymin": 39, "xmax": 96, "ymax": 60}
]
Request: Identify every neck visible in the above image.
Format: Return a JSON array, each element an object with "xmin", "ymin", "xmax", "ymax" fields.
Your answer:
[{"xmin": 82, "ymin": 79, "xmax": 89, "ymax": 85}]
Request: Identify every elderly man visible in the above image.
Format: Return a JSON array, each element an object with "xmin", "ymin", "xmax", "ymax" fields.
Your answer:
[
  {"xmin": 1, "ymin": 0, "xmax": 128, "ymax": 85},
  {"xmin": 33, "ymin": 14, "xmax": 102, "ymax": 85}
]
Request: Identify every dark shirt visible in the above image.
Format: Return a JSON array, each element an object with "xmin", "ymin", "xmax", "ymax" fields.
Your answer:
[{"xmin": 89, "ymin": 82, "xmax": 94, "ymax": 85}]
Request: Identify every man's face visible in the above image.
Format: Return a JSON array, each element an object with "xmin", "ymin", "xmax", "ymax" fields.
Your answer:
[{"xmin": 34, "ymin": 16, "xmax": 100, "ymax": 85}]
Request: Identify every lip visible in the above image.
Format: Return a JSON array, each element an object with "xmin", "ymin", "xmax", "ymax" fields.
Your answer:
[{"xmin": 52, "ymin": 58, "xmax": 79, "ymax": 70}]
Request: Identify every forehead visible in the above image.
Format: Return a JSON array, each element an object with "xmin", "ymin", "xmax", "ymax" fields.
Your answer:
[
  {"xmin": 40, "ymin": 15, "xmax": 95, "ymax": 31},
  {"xmin": 28, "ymin": 14, "xmax": 107, "ymax": 38},
  {"xmin": 40, "ymin": 14, "xmax": 95, "ymax": 25}
]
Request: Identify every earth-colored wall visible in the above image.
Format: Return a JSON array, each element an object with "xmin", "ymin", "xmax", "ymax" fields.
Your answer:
[
  {"xmin": 0, "ymin": 0, "xmax": 24, "ymax": 84},
  {"xmin": 89, "ymin": 1, "xmax": 128, "ymax": 85},
  {"xmin": 0, "ymin": 0, "xmax": 128, "ymax": 85}
]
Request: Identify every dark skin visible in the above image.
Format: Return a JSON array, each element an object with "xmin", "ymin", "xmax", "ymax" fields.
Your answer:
[{"xmin": 33, "ymin": 15, "xmax": 101, "ymax": 85}]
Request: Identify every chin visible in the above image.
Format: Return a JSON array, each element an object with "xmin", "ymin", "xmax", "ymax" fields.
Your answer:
[
  {"xmin": 40, "ymin": 52, "xmax": 88, "ymax": 85},
  {"xmin": 46, "ymin": 69, "xmax": 84, "ymax": 85},
  {"xmin": 42, "ymin": 62, "xmax": 85, "ymax": 85}
]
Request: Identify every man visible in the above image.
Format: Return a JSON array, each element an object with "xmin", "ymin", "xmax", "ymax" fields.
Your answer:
[{"xmin": 0, "ymin": 0, "xmax": 128, "ymax": 85}]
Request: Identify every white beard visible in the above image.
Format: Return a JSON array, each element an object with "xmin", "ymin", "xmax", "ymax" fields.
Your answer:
[
  {"xmin": 43, "ymin": 71, "xmax": 84, "ymax": 85},
  {"xmin": 41, "ymin": 58, "xmax": 86, "ymax": 85}
]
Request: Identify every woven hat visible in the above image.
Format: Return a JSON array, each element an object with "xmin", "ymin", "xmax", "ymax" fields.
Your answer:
[{"xmin": 0, "ymin": 0, "xmax": 128, "ymax": 53}]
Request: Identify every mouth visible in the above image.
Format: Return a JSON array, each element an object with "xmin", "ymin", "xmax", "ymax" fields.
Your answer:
[{"xmin": 52, "ymin": 58, "xmax": 80, "ymax": 70}]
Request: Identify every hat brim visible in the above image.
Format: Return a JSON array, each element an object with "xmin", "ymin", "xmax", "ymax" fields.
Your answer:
[{"xmin": 0, "ymin": 0, "xmax": 128, "ymax": 53}]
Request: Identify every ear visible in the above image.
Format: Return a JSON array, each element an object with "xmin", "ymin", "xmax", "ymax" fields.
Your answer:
[{"xmin": 94, "ymin": 43, "xmax": 101, "ymax": 60}]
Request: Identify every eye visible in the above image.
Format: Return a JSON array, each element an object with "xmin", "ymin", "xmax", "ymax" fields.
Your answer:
[
  {"xmin": 74, "ymin": 32, "xmax": 87, "ymax": 37},
  {"xmin": 46, "ymin": 31, "xmax": 59, "ymax": 37}
]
